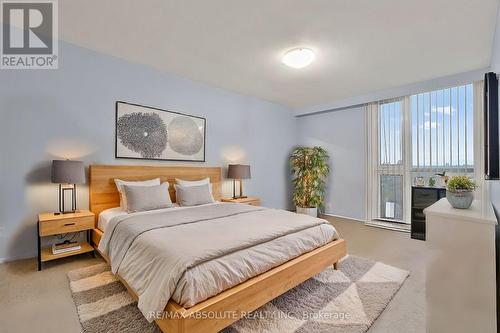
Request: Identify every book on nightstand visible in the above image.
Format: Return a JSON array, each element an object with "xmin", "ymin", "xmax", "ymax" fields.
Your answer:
[{"xmin": 52, "ymin": 241, "xmax": 81, "ymax": 255}]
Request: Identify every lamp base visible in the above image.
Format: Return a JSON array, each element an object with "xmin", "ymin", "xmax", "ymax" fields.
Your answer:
[
  {"xmin": 58, "ymin": 184, "xmax": 78, "ymax": 214},
  {"xmin": 54, "ymin": 209, "xmax": 80, "ymax": 216},
  {"xmin": 232, "ymin": 179, "xmax": 247, "ymax": 200}
]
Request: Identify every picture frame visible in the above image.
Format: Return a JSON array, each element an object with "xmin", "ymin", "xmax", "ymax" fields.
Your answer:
[{"xmin": 115, "ymin": 101, "xmax": 206, "ymax": 162}]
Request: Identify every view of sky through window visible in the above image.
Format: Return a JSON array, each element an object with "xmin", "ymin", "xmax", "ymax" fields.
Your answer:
[
  {"xmin": 379, "ymin": 101, "xmax": 403, "ymax": 166},
  {"xmin": 411, "ymin": 84, "xmax": 473, "ymax": 170},
  {"xmin": 378, "ymin": 84, "xmax": 474, "ymax": 170}
]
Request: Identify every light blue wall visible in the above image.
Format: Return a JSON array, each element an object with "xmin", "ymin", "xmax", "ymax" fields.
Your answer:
[
  {"xmin": 296, "ymin": 106, "xmax": 366, "ymax": 220},
  {"xmin": 0, "ymin": 41, "xmax": 296, "ymax": 261}
]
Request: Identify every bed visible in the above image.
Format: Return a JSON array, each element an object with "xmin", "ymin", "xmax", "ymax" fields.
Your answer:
[{"xmin": 89, "ymin": 164, "xmax": 347, "ymax": 333}]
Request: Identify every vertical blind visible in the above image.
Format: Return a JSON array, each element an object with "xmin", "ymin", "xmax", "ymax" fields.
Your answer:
[
  {"xmin": 411, "ymin": 84, "xmax": 474, "ymax": 172},
  {"xmin": 367, "ymin": 82, "xmax": 480, "ymax": 224},
  {"xmin": 377, "ymin": 99, "xmax": 406, "ymax": 221},
  {"xmin": 379, "ymin": 99, "xmax": 404, "ymax": 166}
]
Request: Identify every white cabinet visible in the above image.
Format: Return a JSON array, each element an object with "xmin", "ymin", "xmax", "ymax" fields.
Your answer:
[{"xmin": 425, "ymin": 198, "xmax": 497, "ymax": 333}]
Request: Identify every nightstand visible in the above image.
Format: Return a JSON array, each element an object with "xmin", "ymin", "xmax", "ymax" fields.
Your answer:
[
  {"xmin": 37, "ymin": 210, "xmax": 95, "ymax": 271},
  {"xmin": 221, "ymin": 197, "xmax": 261, "ymax": 206}
]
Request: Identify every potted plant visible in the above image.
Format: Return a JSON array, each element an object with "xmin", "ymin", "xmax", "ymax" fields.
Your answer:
[
  {"xmin": 446, "ymin": 176, "xmax": 476, "ymax": 209},
  {"xmin": 435, "ymin": 171, "xmax": 449, "ymax": 186},
  {"xmin": 290, "ymin": 146, "xmax": 330, "ymax": 217},
  {"xmin": 428, "ymin": 177, "xmax": 436, "ymax": 187}
]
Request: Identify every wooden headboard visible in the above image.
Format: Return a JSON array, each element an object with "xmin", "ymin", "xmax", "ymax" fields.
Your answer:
[{"xmin": 89, "ymin": 165, "xmax": 222, "ymax": 218}]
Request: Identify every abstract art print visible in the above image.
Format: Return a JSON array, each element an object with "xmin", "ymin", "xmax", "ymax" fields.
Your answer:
[{"xmin": 115, "ymin": 101, "xmax": 206, "ymax": 162}]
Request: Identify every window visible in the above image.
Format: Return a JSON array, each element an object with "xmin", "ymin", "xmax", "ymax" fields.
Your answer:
[
  {"xmin": 411, "ymin": 84, "xmax": 474, "ymax": 172},
  {"xmin": 367, "ymin": 82, "xmax": 479, "ymax": 225},
  {"xmin": 380, "ymin": 101, "xmax": 403, "ymax": 166},
  {"xmin": 379, "ymin": 174, "xmax": 404, "ymax": 220},
  {"xmin": 368, "ymin": 99, "xmax": 408, "ymax": 223}
]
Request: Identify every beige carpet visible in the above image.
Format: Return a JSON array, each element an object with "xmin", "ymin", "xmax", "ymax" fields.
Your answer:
[{"xmin": 68, "ymin": 255, "xmax": 409, "ymax": 333}]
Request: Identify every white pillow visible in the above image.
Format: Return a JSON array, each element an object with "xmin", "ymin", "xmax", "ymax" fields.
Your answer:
[
  {"xmin": 175, "ymin": 178, "xmax": 210, "ymax": 187},
  {"xmin": 114, "ymin": 178, "xmax": 161, "ymax": 210}
]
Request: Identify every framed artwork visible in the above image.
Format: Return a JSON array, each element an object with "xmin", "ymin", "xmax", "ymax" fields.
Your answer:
[{"xmin": 115, "ymin": 101, "xmax": 206, "ymax": 162}]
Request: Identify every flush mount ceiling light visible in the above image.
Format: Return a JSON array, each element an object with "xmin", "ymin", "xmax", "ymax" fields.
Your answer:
[{"xmin": 282, "ymin": 48, "xmax": 315, "ymax": 69}]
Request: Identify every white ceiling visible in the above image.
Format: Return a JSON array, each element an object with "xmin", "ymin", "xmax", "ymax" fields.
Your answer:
[{"xmin": 57, "ymin": 0, "xmax": 498, "ymax": 110}]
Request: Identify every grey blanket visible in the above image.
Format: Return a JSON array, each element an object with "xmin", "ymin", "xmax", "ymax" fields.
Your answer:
[{"xmin": 98, "ymin": 203, "xmax": 332, "ymax": 322}]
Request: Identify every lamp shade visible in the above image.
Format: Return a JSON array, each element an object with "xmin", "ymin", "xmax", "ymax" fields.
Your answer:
[
  {"xmin": 227, "ymin": 164, "xmax": 251, "ymax": 179},
  {"xmin": 51, "ymin": 160, "xmax": 85, "ymax": 184}
]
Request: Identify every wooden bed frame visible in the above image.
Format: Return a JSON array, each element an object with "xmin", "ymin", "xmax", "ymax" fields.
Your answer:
[{"xmin": 89, "ymin": 164, "xmax": 347, "ymax": 333}]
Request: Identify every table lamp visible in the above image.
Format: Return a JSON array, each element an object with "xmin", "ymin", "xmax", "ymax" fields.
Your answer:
[
  {"xmin": 51, "ymin": 160, "xmax": 85, "ymax": 214},
  {"xmin": 227, "ymin": 164, "xmax": 251, "ymax": 199}
]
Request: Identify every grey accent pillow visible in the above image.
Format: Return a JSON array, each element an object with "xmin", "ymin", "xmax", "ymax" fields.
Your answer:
[
  {"xmin": 122, "ymin": 183, "xmax": 173, "ymax": 213},
  {"xmin": 114, "ymin": 178, "xmax": 161, "ymax": 210},
  {"xmin": 175, "ymin": 183, "xmax": 214, "ymax": 206},
  {"xmin": 175, "ymin": 178, "xmax": 214, "ymax": 197}
]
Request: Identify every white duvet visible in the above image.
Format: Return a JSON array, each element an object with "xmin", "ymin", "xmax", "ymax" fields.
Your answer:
[{"xmin": 98, "ymin": 203, "xmax": 338, "ymax": 322}]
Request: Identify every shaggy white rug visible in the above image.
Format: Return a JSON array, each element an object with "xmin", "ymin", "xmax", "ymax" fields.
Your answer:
[{"xmin": 68, "ymin": 255, "xmax": 409, "ymax": 333}]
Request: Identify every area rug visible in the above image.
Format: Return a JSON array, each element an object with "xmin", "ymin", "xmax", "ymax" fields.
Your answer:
[{"xmin": 67, "ymin": 255, "xmax": 409, "ymax": 333}]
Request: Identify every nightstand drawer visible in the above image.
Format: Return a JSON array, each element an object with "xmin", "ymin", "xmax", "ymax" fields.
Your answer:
[{"xmin": 39, "ymin": 216, "xmax": 94, "ymax": 236}]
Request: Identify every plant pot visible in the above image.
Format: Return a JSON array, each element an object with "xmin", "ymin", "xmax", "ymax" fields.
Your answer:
[
  {"xmin": 296, "ymin": 206, "xmax": 318, "ymax": 217},
  {"xmin": 446, "ymin": 190, "xmax": 473, "ymax": 209}
]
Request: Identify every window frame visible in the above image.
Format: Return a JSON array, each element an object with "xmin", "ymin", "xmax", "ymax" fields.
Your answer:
[
  {"xmin": 366, "ymin": 81, "xmax": 485, "ymax": 225},
  {"xmin": 366, "ymin": 97, "xmax": 412, "ymax": 224}
]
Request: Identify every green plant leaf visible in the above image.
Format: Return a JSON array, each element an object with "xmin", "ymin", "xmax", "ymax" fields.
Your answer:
[
  {"xmin": 447, "ymin": 176, "xmax": 476, "ymax": 192},
  {"xmin": 289, "ymin": 146, "xmax": 330, "ymax": 209}
]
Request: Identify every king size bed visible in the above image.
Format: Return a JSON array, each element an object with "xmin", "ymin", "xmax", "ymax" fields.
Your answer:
[{"xmin": 89, "ymin": 165, "xmax": 347, "ymax": 333}]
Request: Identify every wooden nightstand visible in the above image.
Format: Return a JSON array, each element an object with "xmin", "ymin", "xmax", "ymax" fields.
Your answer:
[
  {"xmin": 221, "ymin": 197, "xmax": 261, "ymax": 206},
  {"xmin": 37, "ymin": 210, "xmax": 95, "ymax": 271}
]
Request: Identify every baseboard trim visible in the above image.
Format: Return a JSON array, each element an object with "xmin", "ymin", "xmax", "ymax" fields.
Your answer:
[
  {"xmin": 364, "ymin": 220, "xmax": 411, "ymax": 233},
  {"xmin": 0, "ymin": 253, "xmax": 36, "ymax": 264},
  {"xmin": 321, "ymin": 213, "xmax": 411, "ymax": 233},
  {"xmin": 320, "ymin": 213, "xmax": 366, "ymax": 223}
]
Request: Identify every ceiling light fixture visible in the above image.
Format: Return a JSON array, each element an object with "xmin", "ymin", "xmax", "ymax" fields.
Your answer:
[{"xmin": 282, "ymin": 48, "xmax": 315, "ymax": 69}]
